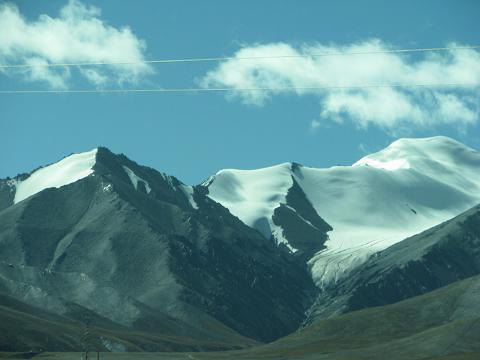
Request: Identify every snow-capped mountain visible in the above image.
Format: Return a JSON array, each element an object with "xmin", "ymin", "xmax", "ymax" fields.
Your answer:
[
  {"xmin": 204, "ymin": 136, "xmax": 480, "ymax": 287},
  {"xmin": 1, "ymin": 136, "xmax": 480, "ymax": 352},
  {"xmin": 1, "ymin": 148, "xmax": 198, "ymax": 211},
  {"xmin": 0, "ymin": 147, "xmax": 315, "ymax": 348}
]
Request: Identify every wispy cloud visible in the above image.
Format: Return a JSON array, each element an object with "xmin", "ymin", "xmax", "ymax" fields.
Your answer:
[
  {"xmin": 310, "ymin": 119, "xmax": 321, "ymax": 130},
  {"xmin": 358, "ymin": 143, "xmax": 370, "ymax": 155},
  {"xmin": 0, "ymin": 0, "xmax": 152, "ymax": 88},
  {"xmin": 200, "ymin": 40, "xmax": 480, "ymax": 131}
]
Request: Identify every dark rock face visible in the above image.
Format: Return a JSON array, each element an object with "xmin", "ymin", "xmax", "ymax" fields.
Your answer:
[
  {"xmin": 306, "ymin": 204, "xmax": 480, "ymax": 323},
  {"xmin": 0, "ymin": 148, "xmax": 316, "ymax": 350},
  {"xmin": 0, "ymin": 179, "xmax": 16, "ymax": 212},
  {"xmin": 272, "ymin": 177, "xmax": 332, "ymax": 260}
]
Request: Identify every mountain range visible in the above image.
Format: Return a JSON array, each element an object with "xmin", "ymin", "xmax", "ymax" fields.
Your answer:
[{"xmin": 1, "ymin": 136, "xmax": 479, "ymax": 358}]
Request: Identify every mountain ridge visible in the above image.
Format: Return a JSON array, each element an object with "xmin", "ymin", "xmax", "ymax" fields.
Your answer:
[
  {"xmin": 205, "ymin": 135, "xmax": 480, "ymax": 287},
  {"xmin": 0, "ymin": 147, "xmax": 316, "ymax": 347},
  {"xmin": 3, "ymin": 136, "xmax": 479, "ymax": 288},
  {"xmin": 1, "ymin": 135, "xmax": 479, "ymax": 353}
]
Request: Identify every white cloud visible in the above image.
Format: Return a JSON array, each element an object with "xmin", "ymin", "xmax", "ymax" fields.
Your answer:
[
  {"xmin": 201, "ymin": 40, "xmax": 480, "ymax": 131},
  {"xmin": 0, "ymin": 0, "xmax": 152, "ymax": 88}
]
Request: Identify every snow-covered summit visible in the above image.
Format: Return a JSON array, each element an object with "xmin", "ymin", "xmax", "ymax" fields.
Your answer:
[
  {"xmin": 353, "ymin": 136, "xmax": 479, "ymax": 172},
  {"xmin": 7, "ymin": 147, "xmax": 200, "ymax": 213},
  {"xmin": 206, "ymin": 136, "xmax": 480, "ymax": 287},
  {"xmin": 13, "ymin": 149, "xmax": 98, "ymax": 204}
]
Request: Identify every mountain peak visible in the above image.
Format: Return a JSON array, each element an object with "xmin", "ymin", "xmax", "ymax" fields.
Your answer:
[
  {"xmin": 352, "ymin": 136, "xmax": 479, "ymax": 171},
  {"xmin": 387, "ymin": 136, "xmax": 476, "ymax": 155},
  {"xmin": 390, "ymin": 135, "xmax": 466, "ymax": 146}
]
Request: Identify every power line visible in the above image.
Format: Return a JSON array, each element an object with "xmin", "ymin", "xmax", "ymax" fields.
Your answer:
[
  {"xmin": 1, "ymin": 45, "xmax": 479, "ymax": 69},
  {"xmin": 0, "ymin": 83, "xmax": 477, "ymax": 94}
]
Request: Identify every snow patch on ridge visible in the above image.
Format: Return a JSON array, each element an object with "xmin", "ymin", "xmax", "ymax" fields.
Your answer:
[
  {"xmin": 272, "ymin": 223, "xmax": 297, "ymax": 252},
  {"xmin": 14, "ymin": 149, "xmax": 98, "ymax": 204},
  {"xmin": 122, "ymin": 166, "xmax": 151, "ymax": 194},
  {"xmin": 179, "ymin": 184, "xmax": 198, "ymax": 209}
]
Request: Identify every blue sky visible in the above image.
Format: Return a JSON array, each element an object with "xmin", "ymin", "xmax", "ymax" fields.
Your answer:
[{"xmin": 1, "ymin": 0, "xmax": 479, "ymax": 184}]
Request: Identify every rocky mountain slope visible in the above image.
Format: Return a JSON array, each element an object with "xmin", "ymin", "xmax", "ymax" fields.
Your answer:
[
  {"xmin": 0, "ymin": 290, "xmax": 258, "ymax": 352},
  {"xmin": 235, "ymin": 273, "xmax": 480, "ymax": 360},
  {"xmin": 0, "ymin": 147, "xmax": 315, "ymax": 349},
  {"xmin": 306, "ymin": 202, "xmax": 480, "ymax": 322},
  {"xmin": 13, "ymin": 274, "xmax": 479, "ymax": 359}
]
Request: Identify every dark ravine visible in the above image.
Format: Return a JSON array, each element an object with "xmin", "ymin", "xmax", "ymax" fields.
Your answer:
[{"xmin": 0, "ymin": 147, "xmax": 316, "ymax": 350}]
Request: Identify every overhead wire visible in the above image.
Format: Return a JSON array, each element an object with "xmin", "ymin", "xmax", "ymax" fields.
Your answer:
[
  {"xmin": 0, "ymin": 44, "xmax": 479, "ymax": 94},
  {"xmin": 0, "ymin": 83, "xmax": 477, "ymax": 94},
  {"xmin": 0, "ymin": 44, "xmax": 479, "ymax": 69}
]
